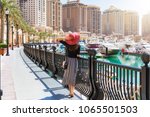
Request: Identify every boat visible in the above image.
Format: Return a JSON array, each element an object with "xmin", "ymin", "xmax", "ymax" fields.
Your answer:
[
  {"xmin": 86, "ymin": 38, "xmax": 103, "ymax": 49},
  {"xmin": 135, "ymin": 43, "xmax": 150, "ymax": 54},
  {"xmin": 99, "ymin": 43, "xmax": 120, "ymax": 55},
  {"xmin": 79, "ymin": 42, "xmax": 88, "ymax": 54},
  {"xmin": 96, "ymin": 53, "xmax": 106, "ymax": 58}
]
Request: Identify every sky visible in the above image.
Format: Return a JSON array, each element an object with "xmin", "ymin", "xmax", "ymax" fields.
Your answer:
[{"xmin": 61, "ymin": 0, "xmax": 150, "ymax": 15}]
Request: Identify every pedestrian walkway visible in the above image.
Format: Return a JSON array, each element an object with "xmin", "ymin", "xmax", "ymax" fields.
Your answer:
[{"xmin": 1, "ymin": 47, "xmax": 85, "ymax": 100}]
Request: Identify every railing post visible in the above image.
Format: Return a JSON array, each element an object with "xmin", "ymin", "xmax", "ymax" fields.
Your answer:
[
  {"xmin": 141, "ymin": 53, "xmax": 150, "ymax": 100},
  {"xmin": 34, "ymin": 44, "xmax": 37, "ymax": 63},
  {"xmin": 26, "ymin": 45, "xmax": 28, "ymax": 54},
  {"xmin": 28, "ymin": 44, "xmax": 30, "ymax": 57},
  {"xmin": 43, "ymin": 46, "xmax": 48, "ymax": 71},
  {"xmin": 0, "ymin": 89, "xmax": 2, "ymax": 100},
  {"xmin": 88, "ymin": 50, "xmax": 96, "ymax": 100},
  {"xmin": 51, "ymin": 46, "xmax": 57, "ymax": 79},
  {"xmin": 24, "ymin": 44, "xmax": 26, "ymax": 53},
  {"xmin": 23, "ymin": 44, "xmax": 26, "ymax": 54},
  {"xmin": 28, "ymin": 44, "xmax": 31, "ymax": 57},
  {"xmin": 31, "ymin": 44, "xmax": 33, "ymax": 59},
  {"xmin": 38, "ymin": 45, "xmax": 42, "ymax": 66},
  {"xmin": 88, "ymin": 49, "xmax": 104, "ymax": 100},
  {"xmin": 32, "ymin": 44, "xmax": 36, "ymax": 60}
]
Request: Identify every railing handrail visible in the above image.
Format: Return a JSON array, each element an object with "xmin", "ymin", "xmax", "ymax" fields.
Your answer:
[
  {"xmin": 24, "ymin": 42, "xmax": 59, "ymax": 45},
  {"xmin": 24, "ymin": 43, "xmax": 150, "ymax": 73},
  {"xmin": 96, "ymin": 59, "xmax": 142, "ymax": 71}
]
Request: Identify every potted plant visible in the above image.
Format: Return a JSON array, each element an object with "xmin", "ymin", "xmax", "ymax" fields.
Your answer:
[{"xmin": 0, "ymin": 43, "xmax": 7, "ymax": 56}]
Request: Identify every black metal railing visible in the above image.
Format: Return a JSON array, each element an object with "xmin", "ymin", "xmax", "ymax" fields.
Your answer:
[
  {"xmin": 76, "ymin": 57, "xmax": 92, "ymax": 98},
  {"xmin": 23, "ymin": 43, "xmax": 150, "ymax": 100},
  {"xmin": 95, "ymin": 59, "xmax": 142, "ymax": 100},
  {"xmin": 24, "ymin": 43, "xmax": 94, "ymax": 98}
]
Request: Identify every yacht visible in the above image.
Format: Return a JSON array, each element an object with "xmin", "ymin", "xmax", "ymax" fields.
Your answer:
[{"xmin": 99, "ymin": 43, "xmax": 120, "ymax": 55}]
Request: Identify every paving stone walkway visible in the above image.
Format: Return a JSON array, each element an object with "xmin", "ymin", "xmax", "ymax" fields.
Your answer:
[{"xmin": 1, "ymin": 47, "xmax": 85, "ymax": 100}]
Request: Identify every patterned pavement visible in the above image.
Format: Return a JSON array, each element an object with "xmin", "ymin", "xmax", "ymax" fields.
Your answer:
[{"xmin": 0, "ymin": 47, "xmax": 86, "ymax": 100}]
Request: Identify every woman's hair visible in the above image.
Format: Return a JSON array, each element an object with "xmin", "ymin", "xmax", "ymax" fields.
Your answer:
[{"xmin": 68, "ymin": 44, "xmax": 79, "ymax": 51}]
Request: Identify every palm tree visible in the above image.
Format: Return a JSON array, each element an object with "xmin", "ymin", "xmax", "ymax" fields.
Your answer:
[
  {"xmin": 0, "ymin": 0, "xmax": 20, "ymax": 43},
  {"xmin": 0, "ymin": 0, "xmax": 35, "ymax": 44},
  {"xmin": 47, "ymin": 33, "xmax": 53, "ymax": 42}
]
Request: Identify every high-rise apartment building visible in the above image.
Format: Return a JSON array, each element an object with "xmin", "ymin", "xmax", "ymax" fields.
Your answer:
[
  {"xmin": 47, "ymin": 0, "xmax": 62, "ymax": 31},
  {"xmin": 18, "ymin": 0, "xmax": 45, "ymax": 26},
  {"xmin": 36, "ymin": 0, "xmax": 46, "ymax": 26},
  {"xmin": 18, "ymin": 0, "xmax": 62, "ymax": 31},
  {"xmin": 102, "ymin": 6, "xmax": 124, "ymax": 36},
  {"xmin": 87, "ymin": 5, "xmax": 101, "ymax": 35},
  {"xmin": 102, "ymin": 6, "xmax": 139, "ymax": 36},
  {"xmin": 62, "ymin": 0, "xmax": 87, "ymax": 32},
  {"xmin": 142, "ymin": 13, "xmax": 150, "ymax": 37},
  {"xmin": 124, "ymin": 11, "xmax": 139, "ymax": 36}
]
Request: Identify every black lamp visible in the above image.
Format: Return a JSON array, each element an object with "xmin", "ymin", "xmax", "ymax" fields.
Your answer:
[{"xmin": 5, "ymin": 8, "xmax": 9, "ymax": 56}]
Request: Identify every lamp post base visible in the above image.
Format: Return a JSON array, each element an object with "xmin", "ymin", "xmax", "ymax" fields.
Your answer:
[
  {"xmin": 6, "ymin": 53, "xmax": 9, "ymax": 56},
  {"xmin": 0, "ymin": 89, "xmax": 3, "ymax": 100}
]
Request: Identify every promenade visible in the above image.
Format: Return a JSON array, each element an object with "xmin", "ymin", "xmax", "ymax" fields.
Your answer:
[{"xmin": 1, "ymin": 47, "xmax": 84, "ymax": 100}]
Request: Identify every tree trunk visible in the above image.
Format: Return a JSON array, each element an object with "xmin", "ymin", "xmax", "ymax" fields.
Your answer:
[
  {"xmin": 0, "ymin": 11, "xmax": 4, "ymax": 43},
  {"xmin": 28, "ymin": 34, "xmax": 30, "ymax": 42}
]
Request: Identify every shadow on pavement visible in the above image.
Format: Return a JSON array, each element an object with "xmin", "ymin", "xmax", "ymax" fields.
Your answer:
[
  {"xmin": 20, "ymin": 49, "xmax": 82, "ymax": 100},
  {"xmin": 40, "ymin": 94, "xmax": 69, "ymax": 100}
]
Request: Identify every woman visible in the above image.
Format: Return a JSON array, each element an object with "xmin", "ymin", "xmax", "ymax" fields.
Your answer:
[{"xmin": 59, "ymin": 32, "xmax": 80, "ymax": 98}]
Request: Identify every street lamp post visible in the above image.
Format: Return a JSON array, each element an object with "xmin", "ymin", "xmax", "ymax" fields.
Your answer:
[
  {"xmin": 0, "ymin": 53, "xmax": 2, "ymax": 99},
  {"xmin": 5, "ymin": 9, "xmax": 9, "ymax": 56},
  {"xmin": 16, "ymin": 24, "xmax": 19, "ymax": 47},
  {"xmin": 22, "ymin": 30, "xmax": 24, "ymax": 44},
  {"xmin": 0, "ymin": 54, "xmax": 2, "ymax": 100},
  {"xmin": 11, "ymin": 24, "xmax": 14, "ymax": 50},
  {"xmin": 0, "ymin": 0, "xmax": 3, "ymax": 100}
]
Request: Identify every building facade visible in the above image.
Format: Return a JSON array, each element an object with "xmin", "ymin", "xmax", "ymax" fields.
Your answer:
[
  {"xmin": 18, "ymin": 0, "xmax": 62, "ymax": 32},
  {"xmin": 102, "ymin": 6, "xmax": 139, "ymax": 36},
  {"xmin": 87, "ymin": 5, "xmax": 101, "ymax": 35},
  {"xmin": 102, "ymin": 6, "xmax": 124, "ymax": 36},
  {"xmin": 142, "ymin": 13, "xmax": 150, "ymax": 37},
  {"xmin": 62, "ymin": 0, "xmax": 87, "ymax": 32},
  {"xmin": 47, "ymin": 0, "xmax": 62, "ymax": 31},
  {"xmin": 124, "ymin": 11, "xmax": 139, "ymax": 36},
  {"xmin": 36, "ymin": 0, "xmax": 47, "ymax": 26},
  {"xmin": 18, "ymin": 0, "xmax": 37, "ymax": 26}
]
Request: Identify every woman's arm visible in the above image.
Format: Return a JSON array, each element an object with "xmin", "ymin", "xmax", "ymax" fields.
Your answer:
[
  {"xmin": 59, "ymin": 40, "xmax": 66, "ymax": 45},
  {"xmin": 59, "ymin": 40, "xmax": 70, "ymax": 47}
]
